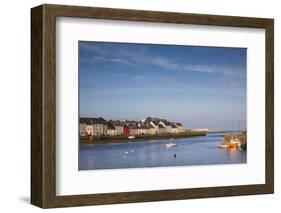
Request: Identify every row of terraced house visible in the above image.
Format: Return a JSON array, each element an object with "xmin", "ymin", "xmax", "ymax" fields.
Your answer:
[{"xmin": 79, "ymin": 117, "xmax": 185, "ymax": 136}]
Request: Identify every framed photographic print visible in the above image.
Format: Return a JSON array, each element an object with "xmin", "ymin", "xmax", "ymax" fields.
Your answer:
[{"xmin": 31, "ymin": 4, "xmax": 274, "ymax": 208}]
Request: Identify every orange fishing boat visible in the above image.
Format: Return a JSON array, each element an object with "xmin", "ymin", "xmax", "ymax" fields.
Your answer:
[{"xmin": 229, "ymin": 143, "xmax": 238, "ymax": 148}]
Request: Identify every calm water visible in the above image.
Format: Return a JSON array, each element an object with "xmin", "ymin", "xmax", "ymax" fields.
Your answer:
[{"xmin": 79, "ymin": 133, "xmax": 246, "ymax": 170}]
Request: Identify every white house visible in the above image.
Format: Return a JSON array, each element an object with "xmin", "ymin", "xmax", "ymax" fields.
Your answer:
[
  {"xmin": 158, "ymin": 124, "xmax": 166, "ymax": 134},
  {"xmin": 171, "ymin": 124, "xmax": 178, "ymax": 134},
  {"xmin": 107, "ymin": 123, "xmax": 118, "ymax": 136},
  {"xmin": 79, "ymin": 123, "xmax": 88, "ymax": 136}
]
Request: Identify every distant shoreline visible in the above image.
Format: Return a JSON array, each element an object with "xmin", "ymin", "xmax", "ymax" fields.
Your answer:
[
  {"xmin": 207, "ymin": 130, "xmax": 239, "ymax": 133},
  {"xmin": 80, "ymin": 131, "xmax": 207, "ymax": 145}
]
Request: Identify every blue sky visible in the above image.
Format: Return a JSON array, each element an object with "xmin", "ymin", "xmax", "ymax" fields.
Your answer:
[{"xmin": 79, "ymin": 41, "xmax": 246, "ymax": 130}]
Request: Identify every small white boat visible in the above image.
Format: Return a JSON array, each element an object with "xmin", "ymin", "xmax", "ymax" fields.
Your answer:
[
  {"xmin": 166, "ymin": 143, "xmax": 177, "ymax": 148},
  {"xmin": 128, "ymin": 136, "xmax": 136, "ymax": 139},
  {"xmin": 219, "ymin": 144, "xmax": 228, "ymax": 148}
]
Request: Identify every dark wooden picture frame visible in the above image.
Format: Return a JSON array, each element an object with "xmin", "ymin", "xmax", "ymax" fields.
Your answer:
[{"xmin": 31, "ymin": 4, "xmax": 274, "ymax": 208}]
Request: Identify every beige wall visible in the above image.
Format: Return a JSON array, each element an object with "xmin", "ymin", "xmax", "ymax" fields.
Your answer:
[
  {"xmin": 130, "ymin": 128, "xmax": 138, "ymax": 135},
  {"xmin": 114, "ymin": 125, "xmax": 124, "ymax": 135},
  {"xmin": 93, "ymin": 123, "xmax": 103, "ymax": 135},
  {"xmin": 107, "ymin": 129, "xmax": 117, "ymax": 136},
  {"xmin": 165, "ymin": 125, "xmax": 172, "ymax": 133},
  {"xmin": 177, "ymin": 126, "xmax": 184, "ymax": 133},
  {"xmin": 103, "ymin": 124, "xmax": 108, "ymax": 135},
  {"xmin": 158, "ymin": 128, "xmax": 166, "ymax": 134},
  {"xmin": 86, "ymin": 124, "xmax": 94, "ymax": 135},
  {"xmin": 171, "ymin": 128, "xmax": 178, "ymax": 134},
  {"xmin": 148, "ymin": 128, "xmax": 156, "ymax": 135},
  {"xmin": 80, "ymin": 124, "xmax": 88, "ymax": 136}
]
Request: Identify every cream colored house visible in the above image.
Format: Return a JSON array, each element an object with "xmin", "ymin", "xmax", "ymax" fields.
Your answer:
[
  {"xmin": 80, "ymin": 117, "xmax": 107, "ymax": 136},
  {"xmin": 176, "ymin": 123, "xmax": 184, "ymax": 133},
  {"xmin": 165, "ymin": 124, "xmax": 172, "ymax": 134},
  {"xmin": 158, "ymin": 124, "xmax": 166, "ymax": 134},
  {"xmin": 103, "ymin": 123, "xmax": 108, "ymax": 135},
  {"xmin": 129, "ymin": 127, "xmax": 139, "ymax": 135},
  {"xmin": 80, "ymin": 118, "xmax": 93, "ymax": 136},
  {"xmin": 113, "ymin": 121, "xmax": 124, "ymax": 135},
  {"xmin": 149, "ymin": 121, "xmax": 158, "ymax": 134},
  {"xmin": 148, "ymin": 124, "xmax": 157, "ymax": 135},
  {"xmin": 107, "ymin": 123, "xmax": 117, "ymax": 136},
  {"xmin": 86, "ymin": 124, "xmax": 94, "ymax": 135},
  {"xmin": 135, "ymin": 122, "xmax": 149, "ymax": 135},
  {"xmin": 138, "ymin": 127, "xmax": 147, "ymax": 135},
  {"xmin": 79, "ymin": 123, "xmax": 88, "ymax": 136},
  {"xmin": 91, "ymin": 117, "xmax": 107, "ymax": 135},
  {"xmin": 171, "ymin": 124, "xmax": 178, "ymax": 134},
  {"xmin": 92, "ymin": 123, "xmax": 104, "ymax": 135}
]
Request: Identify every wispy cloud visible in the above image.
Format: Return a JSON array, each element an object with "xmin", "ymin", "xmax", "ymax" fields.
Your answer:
[
  {"xmin": 91, "ymin": 55, "xmax": 132, "ymax": 65},
  {"xmin": 150, "ymin": 56, "xmax": 245, "ymax": 77},
  {"xmin": 80, "ymin": 42, "xmax": 245, "ymax": 78},
  {"xmin": 151, "ymin": 57, "xmax": 179, "ymax": 70}
]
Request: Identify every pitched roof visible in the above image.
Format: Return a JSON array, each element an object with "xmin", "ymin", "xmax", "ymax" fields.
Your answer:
[
  {"xmin": 112, "ymin": 120, "xmax": 125, "ymax": 126},
  {"xmin": 80, "ymin": 117, "xmax": 183, "ymax": 128},
  {"xmin": 80, "ymin": 117, "xmax": 106, "ymax": 125},
  {"xmin": 149, "ymin": 124, "xmax": 155, "ymax": 128},
  {"xmin": 107, "ymin": 122, "xmax": 116, "ymax": 130},
  {"xmin": 80, "ymin": 118, "xmax": 92, "ymax": 125},
  {"xmin": 172, "ymin": 124, "xmax": 177, "ymax": 128},
  {"xmin": 90, "ymin": 117, "xmax": 106, "ymax": 124}
]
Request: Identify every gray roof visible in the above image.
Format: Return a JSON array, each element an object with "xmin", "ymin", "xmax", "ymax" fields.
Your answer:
[
  {"xmin": 80, "ymin": 117, "xmax": 106, "ymax": 125},
  {"xmin": 80, "ymin": 117, "xmax": 183, "ymax": 128},
  {"xmin": 107, "ymin": 123, "xmax": 116, "ymax": 130}
]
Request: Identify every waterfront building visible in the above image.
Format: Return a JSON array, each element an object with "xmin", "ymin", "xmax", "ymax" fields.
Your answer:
[
  {"xmin": 79, "ymin": 117, "xmax": 107, "ymax": 136},
  {"xmin": 158, "ymin": 124, "xmax": 166, "ymax": 134},
  {"xmin": 176, "ymin": 123, "xmax": 184, "ymax": 133},
  {"xmin": 107, "ymin": 123, "xmax": 117, "ymax": 136},
  {"xmin": 79, "ymin": 116, "xmax": 186, "ymax": 136},
  {"xmin": 148, "ymin": 124, "xmax": 157, "ymax": 135},
  {"xmin": 80, "ymin": 118, "xmax": 94, "ymax": 135},
  {"xmin": 92, "ymin": 123, "xmax": 103, "ymax": 135},
  {"xmin": 163, "ymin": 121, "xmax": 172, "ymax": 133},
  {"xmin": 124, "ymin": 125, "xmax": 130, "ymax": 136},
  {"xmin": 103, "ymin": 123, "xmax": 108, "ymax": 135},
  {"xmin": 79, "ymin": 123, "xmax": 88, "ymax": 136},
  {"xmin": 148, "ymin": 121, "xmax": 158, "ymax": 134},
  {"xmin": 86, "ymin": 123, "xmax": 94, "ymax": 135},
  {"xmin": 171, "ymin": 124, "xmax": 178, "ymax": 134},
  {"xmin": 90, "ymin": 117, "xmax": 107, "ymax": 135},
  {"xmin": 136, "ymin": 122, "xmax": 149, "ymax": 135},
  {"xmin": 129, "ymin": 126, "xmax": 139, "ymax": 135},
  {"xmin": 112, "ymin": 121, "xmax": 125, "ymax": 135}
]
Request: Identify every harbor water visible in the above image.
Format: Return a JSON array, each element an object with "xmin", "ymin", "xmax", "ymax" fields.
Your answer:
[{"xmin": 79, "ymin": 133, "xmax": 246, "ymax": 170}]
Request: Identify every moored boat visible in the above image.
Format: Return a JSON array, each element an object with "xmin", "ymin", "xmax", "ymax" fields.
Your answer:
[
  {"xmin": 219, "ymin": 143, "xmax": 228, "ymax": 148},
  {"xmin": 229, "ymin": 143, "xmax": 238, "ymax": 148},
  {"xmin": 166, "ymin": 143, "xmax": 177, "ymax": 148}
]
